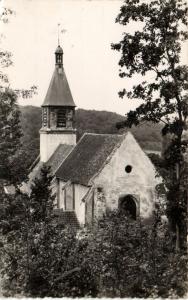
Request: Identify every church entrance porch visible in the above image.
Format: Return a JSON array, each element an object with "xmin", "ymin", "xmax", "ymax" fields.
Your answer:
[{"xmin": 118, "ymin": 194, "xmax": 138, "ymax": 220}]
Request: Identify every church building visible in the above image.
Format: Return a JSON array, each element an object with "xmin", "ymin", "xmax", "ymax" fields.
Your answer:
[{"xmin": 29, "ymin": 44, "xmax": 160, "ymax": 228}]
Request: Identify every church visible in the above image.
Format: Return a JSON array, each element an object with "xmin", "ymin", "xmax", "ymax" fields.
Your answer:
[{"xmin": 28, "ymin": 44, "xmax": 160, "ymax": 228}]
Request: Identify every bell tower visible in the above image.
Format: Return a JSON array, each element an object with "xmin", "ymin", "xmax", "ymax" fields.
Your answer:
[{"xmin": 40, "ymin": 45, "xmax": 76, "ymax": 162}]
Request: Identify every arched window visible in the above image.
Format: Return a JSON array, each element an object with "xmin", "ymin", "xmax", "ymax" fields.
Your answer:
[{"xmin": 119, "ymin": 195, "xmax": 137, "ymax": 220}]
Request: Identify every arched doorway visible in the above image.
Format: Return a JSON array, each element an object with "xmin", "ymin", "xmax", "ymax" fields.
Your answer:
[{"xmin": 119, "ymin": 195, "xmax": 137, "ymax": 220}]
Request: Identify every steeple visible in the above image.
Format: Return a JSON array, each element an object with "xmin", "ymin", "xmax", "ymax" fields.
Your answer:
[
  {"xmin": 40, "ymin": 44, "xmax": 77, "ymax": 163},
  {"xmin": 42, "ymin": 45, "xmax": 76, "ymax": 107}
]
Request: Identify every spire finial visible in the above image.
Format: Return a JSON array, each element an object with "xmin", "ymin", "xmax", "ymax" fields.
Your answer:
[{"xmin": 58, "ymin": 23, "xmax": 60, "ymax": 45}]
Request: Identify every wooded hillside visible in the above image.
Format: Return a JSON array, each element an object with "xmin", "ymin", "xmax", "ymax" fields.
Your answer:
[{"xmin": 19, "ymin": 106, "xmax": 163, "ymax": 166}]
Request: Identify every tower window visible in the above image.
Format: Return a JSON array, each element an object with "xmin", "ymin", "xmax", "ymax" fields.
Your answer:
[
  {"xmin": 56, "ymin": 54, "xmax": 62, "ymax": 64},
  {"xmin": 57, "ymin": 109, "xmax": 66, "ymax": 127}
]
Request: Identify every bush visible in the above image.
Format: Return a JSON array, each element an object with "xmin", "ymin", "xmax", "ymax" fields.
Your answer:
[
  {"xmin": 1, "ymin": 186, "xmax": 187, "ymax": 297},
  {"xmin": 80, "ymin": 210, "xmax": 187, "ymax": 298}
]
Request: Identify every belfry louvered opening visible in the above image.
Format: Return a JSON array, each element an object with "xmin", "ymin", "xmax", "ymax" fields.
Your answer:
[{"xmin": 57, "ymin": 108, "xmax": 66, "ymax": 127}]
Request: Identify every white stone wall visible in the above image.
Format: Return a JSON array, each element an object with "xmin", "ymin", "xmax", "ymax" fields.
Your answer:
[
  {"xmin": 40, "ymin": 130, "xmax": 76, "ymax": 162},
  {"xmin": 74, "ymin": 184, "xmax": 88, "ymax": 225},
  {"xmin": 92, "ymin": 132, "xmax": 160, "ymax": 219},
  {"xmin": 58, "ymin": 180, "xmax": 88, "ymax": 225},
  {"xmin": 57, "ymin": 132, "xmax": 160, "ymax": 224},
  {"xmin": 58, "ymin": 180, "xmax": 66, "ymax": 209},
  {"xmin": 94, "ymin": 187, "xmax": 106, "ymax": 219}
]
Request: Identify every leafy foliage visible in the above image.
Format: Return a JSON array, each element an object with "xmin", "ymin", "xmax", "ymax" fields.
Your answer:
[
  {"xmin": 1, "ymin": 176, "xmax": 187, "ymax": 298},
  {"xmin": 112, "ymin": 0, "xmax": 188, "ymax": 137},
  {"xmin": 0, "ymin": 88, "xmax": 26, "ymax": 184},
  {"xmin": 0, "ymin": 5, "xmax": 37, "ymax": 184},
  {"xmin": 0, "ymin": 5, "xmax": 38, "ymax": 297},
  {"xmin": 0, "ymin": 88, "xmax": 30, "ymax": 185},
  {"xmin": 0, "ymin": 165, "xmax": 97, "ymax": 297},
  {"xmin": 112, "ymin": 0, "xmax": 188, "ymax": 251},
  {"xmin": 0, "ymin": 165, "xmax": 54, "ymax": 296},
  {"xmin": 79, "ymin": 210, "xmax": 187, "ymax": 298}
]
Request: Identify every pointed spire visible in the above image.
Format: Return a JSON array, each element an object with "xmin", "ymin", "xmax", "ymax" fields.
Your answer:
[
  {"xmin": 42, "ymin": 40, "xmax": 75, "ymax": 107},
  {"xmin": 42, "ymin": 66, "xmax": 76, "ymax": 107}
]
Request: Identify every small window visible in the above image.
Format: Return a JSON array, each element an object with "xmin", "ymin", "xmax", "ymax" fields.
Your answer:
[{"xmin": 125, "ymin": 165, "xmax": 132, "ymax": 173}]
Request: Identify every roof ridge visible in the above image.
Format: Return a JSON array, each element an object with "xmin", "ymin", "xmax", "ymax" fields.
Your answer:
[{"xmin": 83, "ymin": 132, "xmax": 125, "ymax": 137}]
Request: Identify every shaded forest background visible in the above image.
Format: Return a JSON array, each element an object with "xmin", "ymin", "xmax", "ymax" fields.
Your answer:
[{"xmin": 20, "ymin": 106, "xmax": 163, "ymax": 167}]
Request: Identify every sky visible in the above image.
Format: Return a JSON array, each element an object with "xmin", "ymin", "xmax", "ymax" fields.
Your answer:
[{"xmin": 1, "ymin": 0, "xmax": 188, "ymax": 115}]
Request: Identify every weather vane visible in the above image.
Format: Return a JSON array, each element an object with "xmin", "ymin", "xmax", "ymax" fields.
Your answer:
[
  {"xmin": 58, "ymin": 23, "xmax": 60, "ymax": 45},
  {"xmin": 58, "ymin": 23, "xmax": 67, "ymax": 45}
]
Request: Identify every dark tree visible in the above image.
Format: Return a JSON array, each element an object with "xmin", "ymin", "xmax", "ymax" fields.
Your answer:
[
  {"xmin": 0, "ymin": 165, "xmax": 55, "ymax": 296},
  {"xmin": 29, "ymin": 165, "xmax": 55, "ymax": 222},
  {"xmin": 0, "ymin": 6, "xmax": 37, "ymax": 296},
  {"xmin": 112, "ymin": 0, "xmax": 188, "ymax": 251},
  {"xmin": 0, "ymin": 6, "xmax": 37, "ymax": 185},
  {"xmin": 0, "ymin": 164, "xmax": 96, "ymax": 297},
  {"xmin": 0, "ymin": 89, "xmax": 23, "ymax": 182}
]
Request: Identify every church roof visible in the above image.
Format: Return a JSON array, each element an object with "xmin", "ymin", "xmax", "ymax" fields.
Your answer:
[
  {"xmin": 47, "ymin": 143, "xmax": 74, "ymax": 173},
  {"xmin": 25, "ymin": 144, "xmax": 73, "ymax": 193},
  {"xmin": 42, "ymin": 67, "xmax": 76, "ymax": 107},
  {"xmin": 55, "ymin": 133, "xmax": 125, "ymax": 186}
]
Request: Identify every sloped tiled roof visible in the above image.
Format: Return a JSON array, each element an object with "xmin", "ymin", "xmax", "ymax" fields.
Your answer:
[
  {"xmin": 55, "ymin": 133, "xmax": 124, "ymax": 186},
  {"xmin": 27, "ymin": 161, "xmax": 43, "ymax": 188},
  {"xmin": 42, "ymin": 67, "xmax": 76, "ymax": 107},
  {"xmin": 29, "ymin": 155, "xmax": 40, "ymax": 172},
  {"xmin": 24, "ymin": 144, "xmax": 73, "ymax": 193},
  {"xmin": 46, "ymin": 144, "xmax": 74, "ymax": 174},
  {"xmin": 53, "ymin": 209, "xmax": 80, "ymax": 230}
]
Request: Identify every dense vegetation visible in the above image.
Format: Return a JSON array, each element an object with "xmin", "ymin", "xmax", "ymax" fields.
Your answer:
[
  {"xmin": 1, "ymin": 174, "xmax": 187, "ymax": 298},
  {"xmin": 19, "ymin": 105, "xmax": 163, "ymax": 167},
  {"xmin": 112, "ymin": 0, "xmax": 188, "ymax": 251}
]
